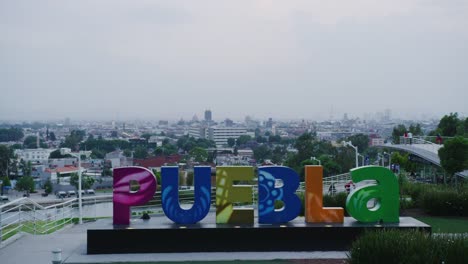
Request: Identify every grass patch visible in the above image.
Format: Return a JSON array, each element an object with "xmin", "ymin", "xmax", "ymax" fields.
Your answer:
[
  {"xmin": 1, "ymin": 218, "xmax": 72, "ymax": 241},
  {"xmin": 348, "ymin": 229, "xmax": 468, "ymax": 264},
  {"xmin": 416, "ymin": 216, "xmax": 468, "ymax": 233}
]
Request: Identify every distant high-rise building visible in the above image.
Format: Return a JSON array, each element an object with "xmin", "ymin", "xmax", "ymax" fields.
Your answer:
[
  {"xmin": 383, "ymin": 109, "xmax": 391, "ymax": 122},
  {"xmin": 224, "ymin": 118, "xmax": 234, "ymax": 127},
  {"xmin": 266, "ymin": 118, "xmax": 273, "ymax": 129},
  {"xmin": 208, "ymin": 126, "xmax": 248, "ymax": 147},
  {"xmin": 204, "ymin": 110, "xmax": 212, "ymax": 122},
  {"xmin": 158, "ymin": 120, "xmax": 169, "ymax": 126}
]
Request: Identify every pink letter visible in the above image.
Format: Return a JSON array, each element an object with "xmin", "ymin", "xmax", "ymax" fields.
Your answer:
[{"xmin": 113, "ymin": 167, "xmax": 157, "ymax": 225}]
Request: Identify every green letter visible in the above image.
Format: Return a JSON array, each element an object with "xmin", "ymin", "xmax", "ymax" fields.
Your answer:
[{"xmin": 346, "ymin": 166, "xmax": 399, "ymax": 223}]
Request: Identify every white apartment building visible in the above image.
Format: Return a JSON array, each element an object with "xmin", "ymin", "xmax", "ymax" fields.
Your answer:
[
  {"xmin": 188, "ymin": 125, "xmax": 207, "ymax": 139},
  {"xmin": 15, "ymin": 148, "xmax": 56, "ymax": 163},
  {"xmin": 208, "ymin": 126, "xmax": 248, "ymax": 147}
]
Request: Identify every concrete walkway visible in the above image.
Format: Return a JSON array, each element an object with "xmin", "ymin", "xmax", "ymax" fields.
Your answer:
[{"xmin": 0, "ymin": 219, "xmax": 348, "ymax": 264}]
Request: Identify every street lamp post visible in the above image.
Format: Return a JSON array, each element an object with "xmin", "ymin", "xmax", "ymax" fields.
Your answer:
[
  {"xmin": 61, "ymin": 148, "xmax": 82, "ymax": 224},
  {"xmin": 383, "ymin": 152, "xmax": 392, "ymax": 169},
  {"xmin": 377, "ymin": 153, "xmax": 385, "ymax": 167},
  {"xmin": 311, "ymin": 156, "xmax": 321, "ymax": 166},
  {"xmin": 343, "ymin": 141, "xmax": 359, "ymax": 168},
  {"xmin": 357, "ymin": 154, "xmax": 365, "ymax": 167}
]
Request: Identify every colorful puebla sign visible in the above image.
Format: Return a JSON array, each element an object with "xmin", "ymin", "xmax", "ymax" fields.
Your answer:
[{"xmin": 113, "ymin": 165, "xmax": 399, "ymax": 225}]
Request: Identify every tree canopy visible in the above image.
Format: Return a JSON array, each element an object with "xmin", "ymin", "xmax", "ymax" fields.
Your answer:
[
  {"xmin": 438, "ymin": 136, "xmax": 468, "ymax": 181},
  {"xmin": 70, "ymin": 173, "xmax": 95, "ymax": 190},
  {"xmin": 0, "ymin": 145, "xmax": 14, "ymax": 176},
  {"xmin": 0, "ymin": 127, "xmax": 24, "ymax": 142},
  {"xmin": 189, "ymin": 147, "xmax": 208, "ymax": 162},
  {"xmin": 15, "ymin": 176, "xmax": 35, "ymax": 193}
]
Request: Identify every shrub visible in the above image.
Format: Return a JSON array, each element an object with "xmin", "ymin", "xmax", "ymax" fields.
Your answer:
[
  {"xmin": 420, "ymin": 188, "xmax": 468, "ymax": 216},
  {"xmin": 323, "ymin": 192, "xmax": 349, "ymax": 216},
  {"xmin": 348, "ymin": 229, "xmax": 468, "ymax": 264}
]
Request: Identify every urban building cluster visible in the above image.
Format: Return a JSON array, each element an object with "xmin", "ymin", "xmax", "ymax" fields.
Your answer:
[{"xmin": 0, "ymin": 109, "xmax": 439, "ymax": 196}]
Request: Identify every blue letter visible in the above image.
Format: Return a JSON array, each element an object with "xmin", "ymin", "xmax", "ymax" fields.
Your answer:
[
  {"xmin": 161, "ymin": 166, "xmax": 211, "ymax": 224},
  {"xmin": 258, "ymin": 166, "xmax": 301, "ymax": 224}
]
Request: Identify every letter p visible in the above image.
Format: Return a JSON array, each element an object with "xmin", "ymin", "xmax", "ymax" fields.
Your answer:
[{"xmin": 113, "ymin": 167, "xmax": 157, "ymax": 225}]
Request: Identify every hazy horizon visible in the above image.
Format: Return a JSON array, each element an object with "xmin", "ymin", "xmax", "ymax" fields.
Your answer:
[{"xmin": 1, "ymin": 1, "xmax": 467, "ymax": 122}]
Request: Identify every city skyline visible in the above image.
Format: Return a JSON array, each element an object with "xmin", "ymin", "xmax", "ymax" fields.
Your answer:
[{"xmin": 1, "ymin": 1, "xmax": 467, "ymax": 122}]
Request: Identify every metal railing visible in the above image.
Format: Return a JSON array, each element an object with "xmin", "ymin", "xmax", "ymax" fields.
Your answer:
[
  {"xmin": 0, "ymin": 195, "xmax": 115, "ymax": 245},
  {"xmin": 0, "ymin": 197, "xmax": 75, "ymax": 244},
  {"xmin": 322, "ymin": 172, "xmax": 351, "ymax": 194},
  {"xmin": 399, "ymin": 136, "xmax": 442, "ymax": 154}
]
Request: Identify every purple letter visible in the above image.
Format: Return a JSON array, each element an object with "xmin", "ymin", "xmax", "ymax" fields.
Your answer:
[{"xmin": 113, "ymin": 167, "xmax": 157, "ymax": 225}]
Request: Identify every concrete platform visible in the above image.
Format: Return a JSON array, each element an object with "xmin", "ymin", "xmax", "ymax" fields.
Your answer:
[
  {"xmin": 87, "ymin": 215, "xmax": 431, "ymax": 254},
  {"xmin": 0, "ymin": 212, "xmax": 430, "ymax": 264}
]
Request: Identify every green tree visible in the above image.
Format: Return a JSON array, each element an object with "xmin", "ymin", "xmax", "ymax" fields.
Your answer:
[
  {"xmin": 392, "ymin": 124, "xmax": 407, "ymax": 144},
  {"xmin": 463, "ymin": 117, "xmax": 468, "ymax": 136},
  {"xmin": 123, "ymin": 149, "xmax": 132, "ymax": 157},
  {"xmin": 438, "ymin": 136, "xmax": 468, "ymax": 185},
  {"xmin": 318, "ymin": 155, "xmax": 342, "ymax": 177},
  {"xmin": 294, "ymin": 132, "xmax": 316, "ymax": 165},
  {"xmin": 19, "ymin": 160, "xmax": 32, "ymax": 177},
  {"xmin": 15, "ymin": 176, "xmax": 35, "ymax": 193},
  {"xmin": 189, "ymin": 147, "xmax": 208, "ymax": 162},
  {"xmin": 151, "ymin": 169, "xmax": 162, "ymax": 186},
  {"xmin": 0, "ymin": 176, "xmax": 11, "ymax": 195},
  {"xmin": 23, "ymin": 136, "xmax": 42, "ymax": 148},
  {"xmin": 61, "ymin": 130, "xmax": 86, "ymax": 151},
  {"xmin": 268, "ymin": 135, "xmax": 281, "ymax": 143},
  {"xmin": 49, "ymin": 149, "xmax": 72, "ymax": 159},
  {"xmin": 0, "ymin": 145, "xmax": 13, "ymax": 176},
  {"xmin": 133, "ymin": 146, "xmax": 148, "ymax": 159},
  {"xmin": 253, "ymin": 145, "xmax": 271, "ymax": 162},
  {"xmin": 256, "ymin": 136, "xmax": 267, "ymax": 143},
  {"xmin": 409, "ymin": 123, "xmax": 423, "ymax": 136},
  {"xmin": 0, "ymin": 127, "xmax": 24, "ymax": 142},
  {"xmin": 102, "ymin": 168, "xmax": 112, "ymax": 177},
  {"xmin": 90, "ymin": 149, "xmax": 105, "ymax": 159},
  {"xmin": 438, "ymin": 112, "xmax": 460, "ymax": 137},
  {"xmin": 44, "ymin": 179, "xmax": 53, "ymax": 194},
  {"xmin": 236, "ymin": 135, "xmax": 252, "ymax": 146},
  {"xmin": 227, "ymin": 138, "xmax": 236, "ymax": 147},
  {"xmin": 49, "ymin": 132, "xmax": 56, "ymax": 141},
  {"xmin": 271, "ymin": 146, "xmax": 286, "ymax": 164},
  {"xmin": 141, "ymin": 133, "xmax": 152, "ymax": 141},
  {"xmin": 70, "ymin": 173, "xmax": 95, "ymax": 190},
  {"xmin": 11, "ymin": 143, "xmax": 23, "ymax": 149},
  {"xmin": 345, "ymin": 134, "xmax": 370, "ymax": 153},
  {"xmin": 154, "ymin": 143, "xmax": 178, "ymax": 156}
]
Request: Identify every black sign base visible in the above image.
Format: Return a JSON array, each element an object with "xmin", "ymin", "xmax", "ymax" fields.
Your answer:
[{"xmin": 87, "ymin": 216, "xmax": 431, "ymax": 254}]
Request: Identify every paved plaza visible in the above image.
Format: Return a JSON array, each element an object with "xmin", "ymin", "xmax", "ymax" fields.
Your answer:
[{"xmin": 0, "ymin": 219, "xmax": 347, "ymax": 264}]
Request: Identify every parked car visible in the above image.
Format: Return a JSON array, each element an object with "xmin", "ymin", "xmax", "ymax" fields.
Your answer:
[
  {"xmin": 41, "ymin": 192, "xmax": 49, "ymax": 197},
  {"xmin": 86, "ymin": 189, "xmax": 95, "ymax": 195},
  {"xmin": 57, "ymin": 191, "xmax": 67, "ymax": 198},
  {"xmin": 67, "ymin": 190, "xmax": 76, "ymax": 197},
  {"xmin": 0, "ymin": 195, "xmax": 8, "ymax": 201}
]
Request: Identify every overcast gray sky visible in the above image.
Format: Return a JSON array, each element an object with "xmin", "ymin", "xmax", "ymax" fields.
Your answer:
[{"xmin": 1, "ymin": 0, "xmax": 467, "ymax": 122}]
